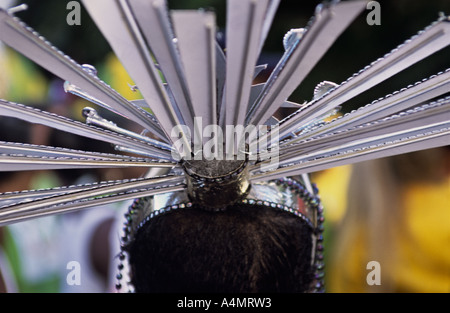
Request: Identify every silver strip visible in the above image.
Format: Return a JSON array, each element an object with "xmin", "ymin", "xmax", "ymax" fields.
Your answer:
[
  {"xmin": 251, "ymin": 128, "xmax": 450, "ymax": 181},
  {"xmin": 225, "ymin": 0, "xmax": 271, "ymax": 150},
  {"xmin": 267, "ymin": 15, "xmax": 450, "ymax": 146},
  {"xmin": 276, "ymin": 98, "xmax": 450, "ymax": 163},
  {"xmin": 0, "ymin": 180, "xmax": 185, "ymax": 227},
  {"xmin": 81, "ymin": 0, "xmax": 188, "ymax": 145},
  {"xmin": 0, "ymin": 141, "xmax": 154, "ymax": 160},
  {"xmin": 125, "ymin": 0, "xmax": 195, "ymax": 134},
  {"xmin": 171, "ymin": 10, "xmax": 217, "ymax": 129},
  {"xmin": 0, "ymin": 154, "xmax": 176, "ymax": 171},
  {"xmin": 0, "ymin": 99, "xmax": 173, "ymax": 160},
  {"xmin": 281, "ymin": 68, "xmax": 450, "ymax": 147},
  {"xmin": 0, "ymin": 9, "xmax": 167, "ymax": 141},
  {"xmin": 246, "ymin": 1, "xmax": 367, "ymax": 127},
  {"xmin": 82, "ymin": 107, "xmax": 173, "ymax": 151}
]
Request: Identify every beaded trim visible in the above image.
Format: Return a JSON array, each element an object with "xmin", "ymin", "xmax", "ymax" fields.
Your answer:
[
  {"xmin": 115, "ymin": 178, "xmax": 325, "ymax": 293},
  {"xmin": 276, "ymin": 177, "xmax": 326, "ymax": 293}
]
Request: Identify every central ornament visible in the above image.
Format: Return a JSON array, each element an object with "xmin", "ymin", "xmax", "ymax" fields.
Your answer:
[{"xmin": 182, "ymin": 157, "xmax": 250, "ymax": 211}]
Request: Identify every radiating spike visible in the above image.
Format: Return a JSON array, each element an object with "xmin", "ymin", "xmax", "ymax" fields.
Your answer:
[
  {"xmin": 0, "ymin": 100, "xmax": 174, "ymax": 160},
  {"xmin": 277, "ymin": 97, "xmax": 450, "ymax": 160},
  {"xmin": 0, "ymin": 176, "xmax": 185, "ymax": 226},
  {"xmin": 259, "ymin": 0, "xmax": 281, "ymax": 54},
  {"xmin": 81, "ymin": 0, "xmax": 191, "ymax": 151},
  {"xmin": 171, "ymin": 10, "xmax": 217, "ymax": 133},
  {"xmin": 0, "ymin": 175, "xmax": 183, "ymax": 210},
  {"xmin": 0, "ymin": 184, "xmax": 185, "ymax": 226},
  {"xmin": 126, "ymin": 0, "xmax": 196, "ymax": 133},
  {"xmin": 281, "ymin": 68, "xmax": 450, "ymax": 147},
  {"xmin": 270, "ymin": 15, "xmax": 450, "ymax": 145},
  {"xmin": 246, "ymin": 0, "xmax": 367, "ymax": 127},
  {"xmin": 224, "ymin": 0, "xmax": 271, "ymax": 155},
  {"xmin": 0, "ymin": 141, "xmax": 155, "ymax": 160},
  {"xmin": 0, "ymin": 9, "xmax": 167, "ymax": 141},
  {"xmin": 251, "ymin": 128, "xmax": 450, "ymax": 181},
  {"xmin": 251, "ymin": 99, "xmax": 450, "ymax": 179},
  {"xmin": 0, "ymin": 154, "xmax": 176, "ymax": 171},
  {"xmin": 82, "ymin": 107, "xmax": 173, "ymax": 151},
  {"xmin": 63, "ymin": 80, "xmax": 127, "ymax": 118},
  {"xmin": 216, "ymin": 42, "xmax": 227, "ymax": 128},
  {"xmin": 0, "ymin": 177, "xmax": 155, "ymax": 206}
]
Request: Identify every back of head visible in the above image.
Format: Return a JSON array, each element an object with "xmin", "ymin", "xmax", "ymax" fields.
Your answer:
[{"xmin": 127, "ymin": 203, "xmax": 314, "ymax": 293}]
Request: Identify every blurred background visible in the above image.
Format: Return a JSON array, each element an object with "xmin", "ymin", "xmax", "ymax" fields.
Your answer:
[{"xmin": 0, "ymin": 0, "xmax": 449, "ymax": 292}]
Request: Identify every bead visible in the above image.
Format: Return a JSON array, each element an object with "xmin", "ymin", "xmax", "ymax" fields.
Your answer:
[
  {"xmin": 312, "ymin": 184, "xmax": 319, "ymax": 194},
  {"xmin": 316, "ymin": 263, "xmax": 325, "ymax": 271},
  {"xmin": 315, "ymin": 272, "xmax": 325, "ymax": 279}
]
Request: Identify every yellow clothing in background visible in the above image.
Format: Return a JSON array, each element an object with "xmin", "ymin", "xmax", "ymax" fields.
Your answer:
[
  {"xmin": 320, "ymin": 165, "xmax": 450, "ymax": 293},
  {"xmin": 393, "ymin": 177, "xmax": 450, "ymax": 292},
  {"xmin": 0, "ymin": 46, "xmax": 48, "ymax": 104}
]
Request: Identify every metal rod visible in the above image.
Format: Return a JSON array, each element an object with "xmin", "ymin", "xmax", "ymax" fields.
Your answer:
[
  {"xmin": 0, "ymin": 8, "xmax": 167, "ymax": 141},
  {"xmin": 264, "ymin": 15, "xmax": 450, "ymax": 148},
  {"xmin": 245, "ymin": 1, "xmax": 367, "ymax": 127},
  {"xmin": 0, "ymin": 179, "xmax": 185, "ymax": 227},
  {"xmin": 0, "ymin": 99, "xmax": 173, "ymax": 160}
]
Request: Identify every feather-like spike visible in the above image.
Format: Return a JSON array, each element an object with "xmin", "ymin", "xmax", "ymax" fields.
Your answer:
[
  {"xmin": 271, "ymin": 15, "xmax": 450, "ymax": 145},
  {"xmin": 246, "ymin": 1, "xmax": 367, "ymax": 127},
  {"xmin": 0, "ymin": 9, "xmax": 167, "ymax": 141},
  {"xmin": 172, "ymin": 10, "xmax": 217, "ymax": 138}
]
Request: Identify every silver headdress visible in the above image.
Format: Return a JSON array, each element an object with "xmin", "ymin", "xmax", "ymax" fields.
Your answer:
[{"xmin": 0, "ymin": 0, "xmax": 449, "ymax": 293}]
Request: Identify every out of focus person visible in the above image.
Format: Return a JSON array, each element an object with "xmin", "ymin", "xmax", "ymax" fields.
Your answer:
[{"xmin": 316, "ymin": 147, "xmax": 450, "ymax": 292}]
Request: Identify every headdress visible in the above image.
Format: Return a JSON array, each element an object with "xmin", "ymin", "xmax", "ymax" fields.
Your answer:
[{"xmin": 0, "ymin": 0, "xmax": 449, "ymax": 293}]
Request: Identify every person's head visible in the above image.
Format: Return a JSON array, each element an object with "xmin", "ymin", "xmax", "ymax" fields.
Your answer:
[
  {"xmin": 126, "ymin": 202, "xmax": 315, "ymax": 293},
  {"xmin": 119, "ymin": 175, "xmax": 324, "ymax": 293}
]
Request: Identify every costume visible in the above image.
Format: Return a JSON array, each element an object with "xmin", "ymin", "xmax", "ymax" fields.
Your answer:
[{"xmin": 0, "ymin": 1, "xmax": 449, "ymax": 293}]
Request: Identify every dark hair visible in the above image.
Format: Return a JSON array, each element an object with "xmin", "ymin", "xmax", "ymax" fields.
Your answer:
[{"xmin": 127, "ymin": 203, "xmax": 314, "ymax": 293}]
